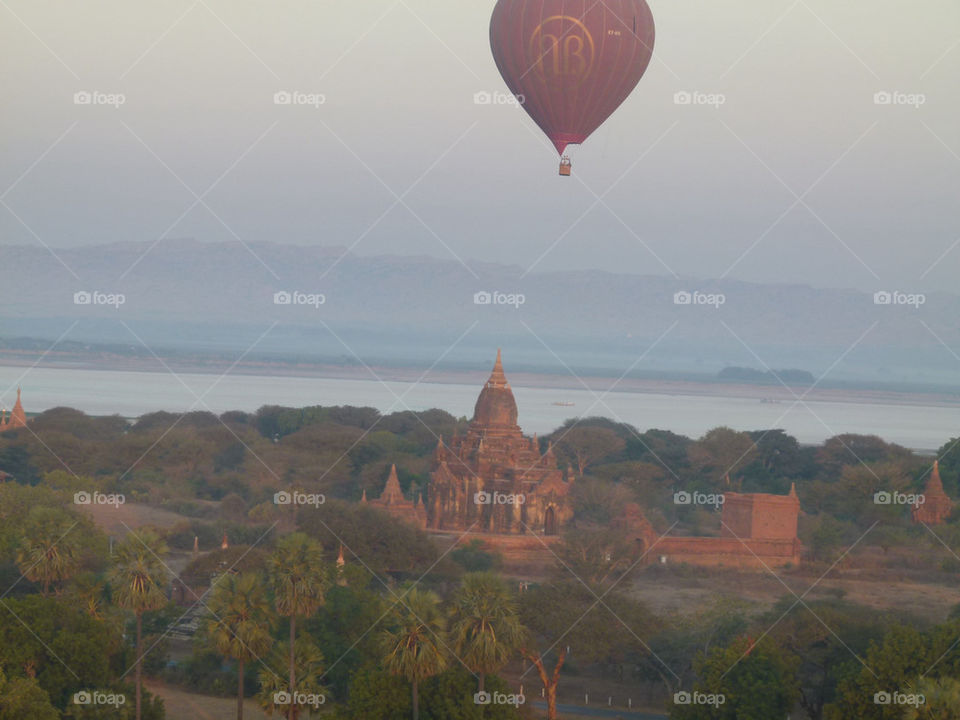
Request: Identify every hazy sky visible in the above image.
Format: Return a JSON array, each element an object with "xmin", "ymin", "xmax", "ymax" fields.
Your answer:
[{"xmin": 2, "ymin": 0, "xmax": 959, "ymax": 293}]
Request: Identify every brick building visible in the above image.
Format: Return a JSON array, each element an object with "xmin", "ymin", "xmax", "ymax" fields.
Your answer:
[
  {"xmin": 622, "ymin": 485, "xmax": 803, "ymax": 569},
  {"xmin": 427, "ymin": 350, "xmax": 574, "ymax": 535}
]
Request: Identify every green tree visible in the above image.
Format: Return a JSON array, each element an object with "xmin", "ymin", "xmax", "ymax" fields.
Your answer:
[
  {"xmin": 765, "ymin": 598, "xmax": 889, "ymax": 720},
  {"xmin": 308, "ymin": 572, "xmax": 386, "ymax": 698},
  {"xmin": 15, "ymin": 506, "xmax": 81, "ymax": 596},
  {"xmin": 269, "ymin": 533, "xmax": 327, "ymax": 720},
  {"xmin": 555, "ymin": 525, "xmax": 641, "ymax": 588},
  {"xmin": 205, "ymin": 572, "xmax": 274, "ymax": 720},
  {"xmin": 257, "ymin": 638, "xmax": 327, "ymax": 719},
  {"xmin": 109, "ymin": 530, "xmax": 169, "ymax": 720},
  {"xmin": 420, "ymin": 669, "xmax": 524, "ymax": 720},
  {"xmin": 903, "ymin": 676, "xmax": 960, "ymax": 719},
  {"xmin": 334, "ymin": 663, "xmax": 411, "ymax": 720},
  {"xmin": 0, "ymin": 594, "xmax": 115, "ymax": 709},
  {"xmin": 639, "ymin": 598, "xmax": 748, "ymax": 699},
  {"xmin": 825, "ymin": 621, "xmax": 960, "ymax": 719},
  {"xmin": 450, "ymin": 572, "xmax": 526, "ymax": 695},
  {"xmin": 518, "ymin": 581, "xmax": 651, "ymax": 720},
  {"xmin": 670, "ymin": 637, "xmax": 798, "ymax": 720},
  {"xmin": 688, "ymin": 427, "xmax": 757, "ymax": 483},
  {"xmin": 552, "ymin": 425, "xmax": 626, "ymax": 475},
  {"xmin": 381, "ymin": 587, "xmax": 448, "ymax": 720},
  {"xmin": 0, "ymin": 667, "xmax": 58, "ymax": 720}
]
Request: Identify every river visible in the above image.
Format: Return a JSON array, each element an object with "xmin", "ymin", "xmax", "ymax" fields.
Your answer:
[{"xmin": 1, "ymin": 366, "xmax": 957, "ymax": 450}]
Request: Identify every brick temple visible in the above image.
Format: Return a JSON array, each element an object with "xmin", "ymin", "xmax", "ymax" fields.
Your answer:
[
  {"xmin": 362, "ymin": 463, "xmax": 427, "ymax": 528},
  {"xmin": 356, "ymin": 352, "xmax": 957, "ymax": 570},
  {"xmin": 0, "ymin": 388, "xmax": 27, "ymax": 433},
  {"xmin": 646, "ymin": 486, "xmax": 804, "ymax": 569},
  {"xmin": 912, "ymin": 460, "xmax": 954, "ymax": 525},
  {"xmin": 426, "ymin": 349, "xmax": 574, "ymax": 535}
]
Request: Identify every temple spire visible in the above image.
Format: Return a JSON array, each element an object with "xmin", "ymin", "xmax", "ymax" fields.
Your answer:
[
  {"xmin": 927, "ymin": 460, "xmax": 945, "ymax": 494},
  {"xmin": 789, "ymin": 482, "xmax": 797, "ymax": 498},
  {"xmin": 6, "ymin": 387, "xmax": 26, "ymax": 429},
  {"xmin": 380, "ymin": 464, "xmax": 403, "ymax": 504},
  {"xmin": 336, "ymin": 544, "xmax": 346, "ymax": 585},
  {"xmin": 487, "ymin": 348, "xmax": 509, "ymax": 389}
]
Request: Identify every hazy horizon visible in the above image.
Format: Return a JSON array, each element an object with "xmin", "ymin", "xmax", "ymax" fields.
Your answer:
[{"xmin": 3, "ymin": 0, "xmax": 960, "ymax": 294}]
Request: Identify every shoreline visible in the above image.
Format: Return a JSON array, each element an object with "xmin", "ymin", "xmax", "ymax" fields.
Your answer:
[{"xmin": 2, "ymin": 353, "xmax": 958, "ymax": 411}]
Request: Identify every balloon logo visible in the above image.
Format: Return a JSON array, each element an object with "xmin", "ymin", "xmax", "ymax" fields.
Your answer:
[
  {"xmin": 490, "ymin": 0, "xmax": 656, "ymax": 176},
  {"xmin": 528, "ymin": 16, "xmax": 596, "ymax": 86}
]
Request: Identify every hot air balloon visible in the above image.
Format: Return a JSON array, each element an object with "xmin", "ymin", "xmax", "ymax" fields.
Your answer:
[{"xmin": 489, "ymin": 0, "xmax": 655, "ymax": 175}]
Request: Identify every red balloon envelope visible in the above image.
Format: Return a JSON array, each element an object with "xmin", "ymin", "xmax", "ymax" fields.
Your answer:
[{"xmin": 489, "ymin": 0, "xmax": 655, "ymax": 162}]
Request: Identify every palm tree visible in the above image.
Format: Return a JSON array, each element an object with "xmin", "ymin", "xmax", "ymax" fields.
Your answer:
[
  {"xmin": 257, "ymin": 638, "xmax": 327, "ymax": 719},
  {"xmin": 269, "ymin": 533, "xmax": 327, "ymax": 720},
  {"xmin": 67, "ymin": 572, "xmax": 106, "ymax": 619},
  {"xmin": 109, "ymin": 530, "xmax": 169, "ymax": 720},
  {"xmin": 381, "ymin": 587, "xmax": 448, "ymax": 720},
  {"xmin": 450, "ymin": 572, "xmax": 527, "ymax": 695},
  {"xmin": 206, "ymin": 572, "xmax": 274, "ymax": 720},
  {"xmin": 15, "ymin": 507, "xmax": 80, "ymax": 596}
]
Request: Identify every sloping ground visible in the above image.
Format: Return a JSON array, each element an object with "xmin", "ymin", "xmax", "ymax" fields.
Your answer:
[
  {"xmin": 144, "ymin": 680, "xmax": 270, "ymax": 720},
  {"xmin": 76, "ymin": 501, "xmax": 189, "ymax": 538},
  {"xmin": 630, "ymin": 567, "xmax": 959, "ymax": 623}
]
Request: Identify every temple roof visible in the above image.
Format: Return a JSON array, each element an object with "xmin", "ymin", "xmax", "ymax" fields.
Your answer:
[
  {"xmin": 472, "ymin": 349, "xmax": 519, "ymax": 428},
  {"xmin": 1, "ymin": 388, "xmax": 26, "ymax": 431},
  {"xmin": 925, "ymin": 461, "xmax": 949, "ymax": 498},
  {"xmin": 379, "ymin": 464, "xmax": 404, "ymax": 505}
]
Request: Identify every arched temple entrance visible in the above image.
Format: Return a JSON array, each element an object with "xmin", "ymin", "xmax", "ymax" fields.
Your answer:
[{"xmin": 544, "ymin": 506, "xmax": 558, "ymax": 536}]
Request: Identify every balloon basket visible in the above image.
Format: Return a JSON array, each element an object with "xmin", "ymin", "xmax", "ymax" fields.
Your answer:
[{"xmin": 559, "ymin": 157, "xmax": 572, "ymax": 176}]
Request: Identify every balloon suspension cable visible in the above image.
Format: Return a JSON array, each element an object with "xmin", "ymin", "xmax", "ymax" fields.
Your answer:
[{"xmin": 559, "ymin": 155, "xmax": 572, "ymax": 177}]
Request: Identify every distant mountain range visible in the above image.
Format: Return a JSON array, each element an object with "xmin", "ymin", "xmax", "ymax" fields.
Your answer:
[{"xmin": 1, "ymin": 240, "xmax": 958, "ymax": 389}]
